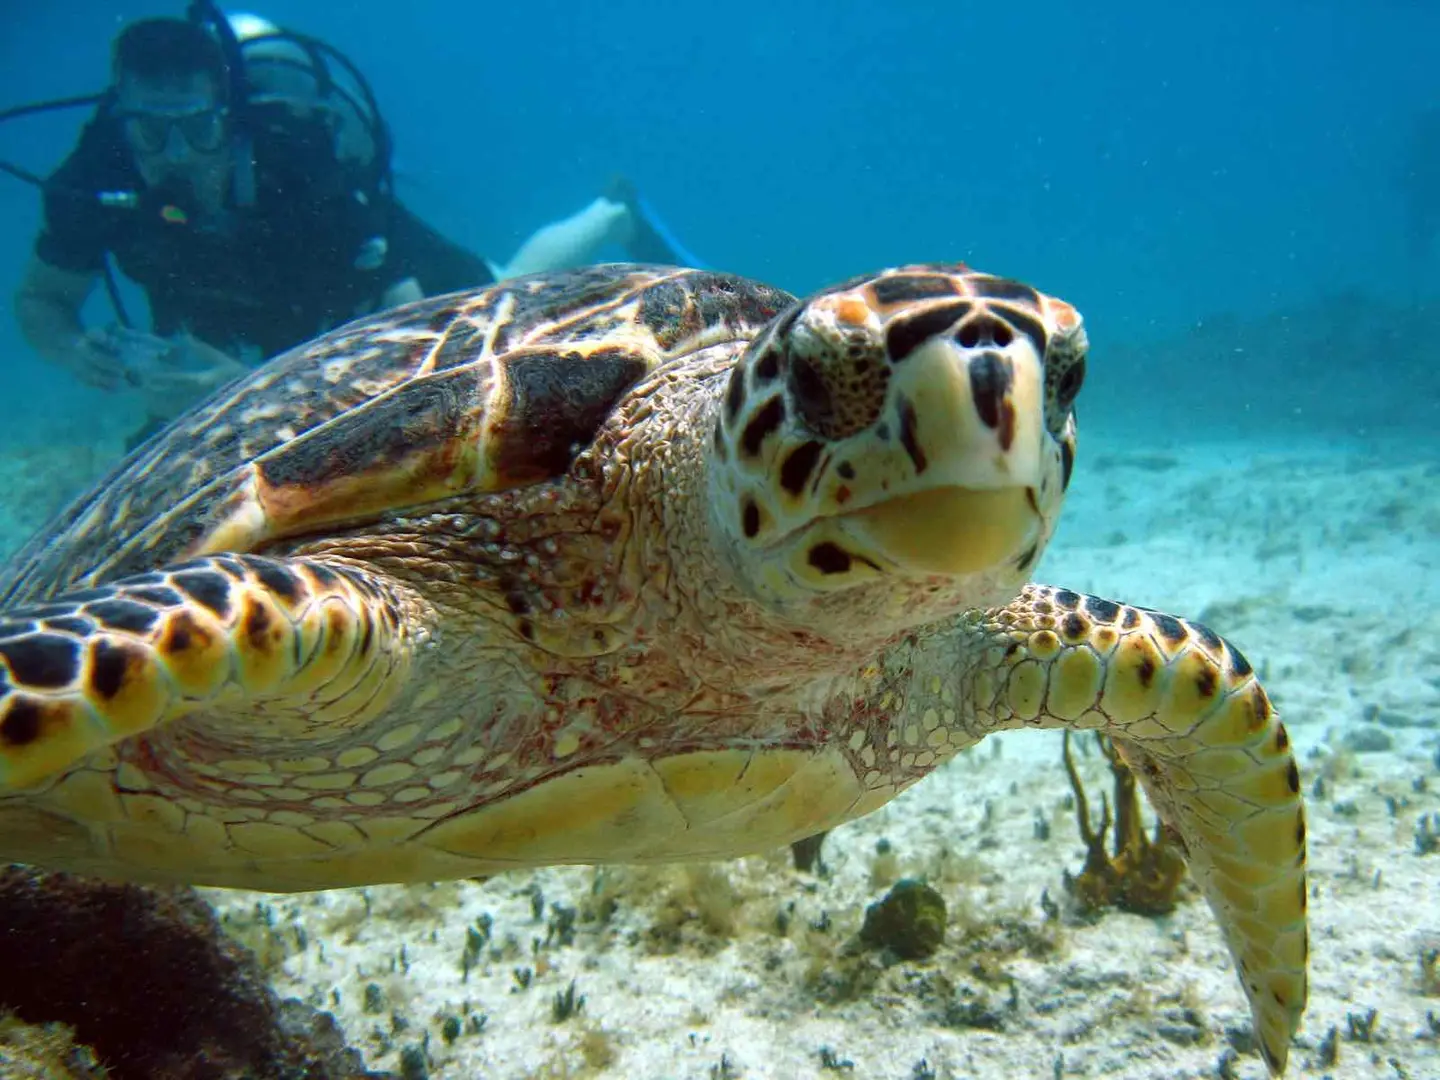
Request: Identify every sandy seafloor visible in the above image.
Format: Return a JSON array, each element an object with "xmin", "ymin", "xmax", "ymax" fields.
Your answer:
[{"xmin": 0, "ymin": 419, "xmax": 1437, "ymax": 1080}]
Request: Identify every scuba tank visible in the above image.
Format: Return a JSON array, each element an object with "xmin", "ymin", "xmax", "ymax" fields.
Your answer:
[{"xmin": 188, "ymin": 3, "xmax": 394, "ymax": 207}]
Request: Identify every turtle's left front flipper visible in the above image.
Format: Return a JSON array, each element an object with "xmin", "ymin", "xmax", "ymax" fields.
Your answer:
[
  {"xmin": 952, "ymin": 583, "xmax": 1307, "ymax": 1077},
  {"xmin": 0, "ymin": 554, "xmax": 429, "ymax": 790}
]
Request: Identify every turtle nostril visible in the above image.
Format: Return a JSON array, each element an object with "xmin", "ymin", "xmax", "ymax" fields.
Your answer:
[{"xmin": 955, "ymin": 314, "xmax": 1013, "ymax": 350}]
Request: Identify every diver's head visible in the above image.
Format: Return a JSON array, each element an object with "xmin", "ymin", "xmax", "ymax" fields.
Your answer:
[{"xmin": 110, "ymin": 18, "xmax": 232, "ymax": 193}]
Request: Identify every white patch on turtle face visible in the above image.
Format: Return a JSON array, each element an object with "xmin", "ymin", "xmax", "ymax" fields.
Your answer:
[{"xmin": 706, "ymin": 268, "xmax": 1087, "ymax": 618}]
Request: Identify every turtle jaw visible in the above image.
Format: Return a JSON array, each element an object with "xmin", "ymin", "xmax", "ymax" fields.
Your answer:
[
  {"xmin": 829, "ymin": 484, "xmax": 1043, "ymax": 576},
  {"xmin": 747, "ymin": 477, "xmax": 1053, "ymax": 608}
]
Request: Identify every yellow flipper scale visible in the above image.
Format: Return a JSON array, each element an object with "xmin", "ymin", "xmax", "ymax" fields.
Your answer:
[
  {"xmin": 954, "ymin": 584, "xmax": 1308, "ymax": 1076},
  {"xmin": 0, "ymin": 554, "xmax": 419, "ymax": 790}
]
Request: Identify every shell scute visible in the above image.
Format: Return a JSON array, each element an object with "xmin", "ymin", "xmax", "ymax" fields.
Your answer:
[
  {"xmin": 255, "ymin": 362, "xmax": 492, "ymax": 534},
  {"xmin": 0, "ymin": 266, "xmax": 794, "ymax": 606},
  {"xmin": 488, "ymin": 346, "xmax": 651, "ymax": 487}
]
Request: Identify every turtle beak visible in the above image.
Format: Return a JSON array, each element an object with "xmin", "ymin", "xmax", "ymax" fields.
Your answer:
[{"xmin": 834, "ymin": 485, "xmax": 1042, "ymax": 575}]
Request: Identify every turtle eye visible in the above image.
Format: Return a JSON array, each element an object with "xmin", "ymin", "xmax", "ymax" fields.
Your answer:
[{"xmin": 1055, "ymin": 359, "xmax": 1085, "ymax": 412}]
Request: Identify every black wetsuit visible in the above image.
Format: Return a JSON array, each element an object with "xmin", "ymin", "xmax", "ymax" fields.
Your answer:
[{"xmin": 35, "ymin": 99, "xmax": 494, "ymax": 361}]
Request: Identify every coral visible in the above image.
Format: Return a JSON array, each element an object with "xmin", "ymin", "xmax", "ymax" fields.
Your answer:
[
  {"xmin": 0, "ymin": 866, "xmax": 389, "ymax": 1080},
  {"xmin": 573, "ymin": 1023, "xmax": 618, "ymax": 1069},
  {"xmin": 1060, "ymin": 732, "xmax": 1189, "ymax": 916},
  {"xmin": 1345, "ymin": 1006, "xmax": 1379, "ymax": 1042},
  {"xmin": 1314, "ymin": 1025, "xmax": 1340, "ymax": 1067},
  {"xmin": 858, "ymin": 879, "xmax": 946, "ymax": 959},
  {"xmin": 0, "ymin": 1012, "xmax": 109, "ymax": 1079},
  {"xmin": 550, "ymin": 980, "xmax": 586, "ymax": 1023},
  {"xmin": 800, "ymin": 929, "xmax": 885, "ymax": 1004},
  {"xmin": 215, "ymin": 900, "xmax": 306, "ymax": 975},
  {"xmin": 817, "ymin": 1045, "xmax": 855, "ymax": 1070},
  {"xmin": 1421, "ymin": 947, "xmax": 1440, "ymax": 996},
  {"xmin": 642, "ymin": 864, "xmax": 743, "ymax": 953},
  {"xmin": 1417, "ymin": 813, "xmax": 1439, "ymax": 855},
  {"xmin": 868, "ymin": 838, "xmax": 900, "ymax": 890}
]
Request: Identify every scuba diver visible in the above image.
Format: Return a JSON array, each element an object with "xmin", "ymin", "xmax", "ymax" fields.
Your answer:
[{"xmin": 5, "ymin": 7, "xmax": 703, "ymax": 447}]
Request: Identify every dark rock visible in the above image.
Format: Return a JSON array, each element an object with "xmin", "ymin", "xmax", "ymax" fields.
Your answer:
[
  {"xmin": 1342, "ymin": 727, "xmax": 1393, "ymax": 753},
  {"xmin": 0, "ymin": 866, "xmax": 392, "ymax": 1080},
  {"xmin": 859, "ymin": 878, "xmax": 946, "ymax": 959}
]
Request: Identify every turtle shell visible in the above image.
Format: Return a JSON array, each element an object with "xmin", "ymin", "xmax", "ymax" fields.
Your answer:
[{"xmin": 0, "ymin": 265, "xmax": 793, "ymax": 605}]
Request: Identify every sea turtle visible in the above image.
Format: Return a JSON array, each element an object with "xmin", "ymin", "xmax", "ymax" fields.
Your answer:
[{"xmin": 0, "ymin": 264, "xmax": 1307, "ymax": 1073}]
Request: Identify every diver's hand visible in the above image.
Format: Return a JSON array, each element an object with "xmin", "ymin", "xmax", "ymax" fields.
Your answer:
[
  {"xmin": 170, "ymin": 333, "xmax": 251, "ymax": 390},
  {"xmin": 129, "ymin": 333, "xmax": 251, "ymax": 420},
  {"xmin": 60, "ymin": 326, "xmax": 172, "ymax": 392}
]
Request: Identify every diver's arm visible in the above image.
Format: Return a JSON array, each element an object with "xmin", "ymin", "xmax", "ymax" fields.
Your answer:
[
  {"xmin": 12, "ymin": 257, "xmax": 124, "ymax": 389},
  {"xmin": 15, "ymin": 257, "xmax": 93, "ymax": 358},
  {"xmin": 379, "ymin": 277, "xmax": 423, "ymax": 308},
  {"xmin": 489, "ymin": 196, "xmax": 630, "ymax": 280}
]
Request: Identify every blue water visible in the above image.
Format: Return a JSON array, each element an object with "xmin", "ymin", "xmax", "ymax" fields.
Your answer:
[{"xmin": 4, "ymin": 0, "xmax": 1440, "ymax": 442}]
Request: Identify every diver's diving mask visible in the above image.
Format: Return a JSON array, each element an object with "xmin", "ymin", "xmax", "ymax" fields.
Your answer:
[{"xmin": 116, "ymin": 105, "xmax": 229, "ymax": 154}]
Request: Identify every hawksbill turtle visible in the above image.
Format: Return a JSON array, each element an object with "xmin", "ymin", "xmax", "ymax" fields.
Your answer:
[{"xmin": 0, "ymin": 264, "xmax": 1307, "ymax": 1073}]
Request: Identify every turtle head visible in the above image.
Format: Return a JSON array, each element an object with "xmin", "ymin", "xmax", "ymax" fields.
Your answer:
[{"xmin": 709, "ymin": 264, "xmax": 1086, "ymax": 624}]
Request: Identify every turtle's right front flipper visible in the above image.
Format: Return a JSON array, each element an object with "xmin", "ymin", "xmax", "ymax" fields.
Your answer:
[
  {"xmin": 943, "ymin": 584, "xmax": 1307, "ymax": 1076},
  {"xmin": 0, "ymin": 554, "xmax": 427, "ymax": 790}
]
